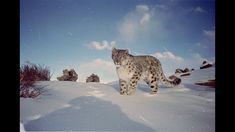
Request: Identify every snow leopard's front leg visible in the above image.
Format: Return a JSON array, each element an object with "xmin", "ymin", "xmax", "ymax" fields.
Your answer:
[
  {"xmin": 127, "ymin": 73, "xmax": 140, "ymax": 95},
  {"xmin": 119, "ymin": 79, "xmax": 128, "ymax": 95}
]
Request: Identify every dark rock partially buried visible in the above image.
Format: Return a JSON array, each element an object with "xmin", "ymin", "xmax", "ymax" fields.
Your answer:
[
  {"xmin": 175, "ymin": 69, "xmax": 184, "ymax": 74},
  {"xmin": 200, "ymin": 61, "xmax": 213, "ymax": 69},
  {"xmin": 180, "ymin": 73, "xmax": 190, "ymax": 77},
  {"xmin": 175, "ymin": 68, "xmax": 190, "ymax": 74},
  {"xmin": 57, "ymin": 69, "xmax": 78, "ymax": 81},
  {"xmin": 195, "ymin": 79, "xmax": 215, "ymax": 88},
  {"xmin": 86, "ymin": 73, "xmax": 100, "ymax": 83}
]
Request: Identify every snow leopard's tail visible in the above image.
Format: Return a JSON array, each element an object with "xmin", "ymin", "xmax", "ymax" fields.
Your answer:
[
  {"xmin": 161, "ymin": 75, "xmax": 181, "ymax": 87},
  {"xmin": 159, "ymin": 69, "xmax": 181, "ymax": 87}
]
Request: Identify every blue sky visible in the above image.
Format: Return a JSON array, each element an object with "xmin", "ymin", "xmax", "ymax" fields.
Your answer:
[{"xmin": 20, "ymin": 0, "xmax": 215, "ymax": 83}]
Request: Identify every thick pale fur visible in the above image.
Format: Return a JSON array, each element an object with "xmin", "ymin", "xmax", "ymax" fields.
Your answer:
[{"xmin": 112, "ymin": 48, "xmax": 181, "ymax": 95}]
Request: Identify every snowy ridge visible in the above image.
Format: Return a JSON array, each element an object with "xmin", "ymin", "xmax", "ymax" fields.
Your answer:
[
  {"xmin": 180, "ymin": 66, "xmax": 215, "ymax": 85},
  {"xmin": 20, "ymin": 67, "xmax": 215, "ymax": 131}
]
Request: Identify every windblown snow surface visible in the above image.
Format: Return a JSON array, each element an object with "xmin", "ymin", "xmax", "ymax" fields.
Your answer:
[{"xmin": 20, "ymin": 67, "xmax": 215, "ymax": 132}]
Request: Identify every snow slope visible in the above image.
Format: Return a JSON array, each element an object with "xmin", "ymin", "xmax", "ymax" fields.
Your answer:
[
  {"xmin": 20, "ymin": 67, "xmax": 215, "ymax": 132},
  {"xmin": 181, "ymin": 66, "xmax": 215, "ymax": 84},
  {"xmin": 20, "ymin": 122, "xmax": 26, "ymax": 132}
]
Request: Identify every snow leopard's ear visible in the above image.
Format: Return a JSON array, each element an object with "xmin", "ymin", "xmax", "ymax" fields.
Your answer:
[
  {"xmin": 112, "ymin": 47, "xmax": 117, "ymax": 55},
  {"xmin": 112, "ymin": 47, "xmax": 116, "ymax": 52},
  {"xmin": 112, "ymin": 47, "xmax": 117, "ymax": 59},
  {"xmin": 125, "ymin": 49, "xmax": 129, "ymax": 54}
]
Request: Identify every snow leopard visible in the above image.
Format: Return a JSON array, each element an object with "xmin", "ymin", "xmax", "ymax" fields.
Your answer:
[{"xmin": 112, "ymin": 48, "xmax": 181, "ymax": 95}]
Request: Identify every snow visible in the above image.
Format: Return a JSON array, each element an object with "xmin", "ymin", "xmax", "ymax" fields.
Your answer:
[
  {"xmin": 20, "ymin": 67, "xmax": 215, "ymax": 132},
  {"xmin": 182, "ymin": 66, "xmax": 215, "ymax": 84},
  {"xmin": 20, "ymin": 122, "xmax": 26, "ymax": 132},
  {"xmin": 201, "ymin": 61, "xmax": 213, "ymax": 67}
]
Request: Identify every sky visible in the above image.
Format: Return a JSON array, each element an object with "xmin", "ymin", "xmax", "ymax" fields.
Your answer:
[{"xmin": 20, "ymin": 0, "xmax": 215, "ymax": 83}]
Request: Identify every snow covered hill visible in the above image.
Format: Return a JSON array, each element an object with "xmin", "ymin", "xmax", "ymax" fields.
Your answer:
[
  {"xmin": 181, "ymin": 66, "xmax": 215, "ymax": 85},
  {"xmin": 20, "ymin": 67, "xmax": 215, "ymax": 132}
]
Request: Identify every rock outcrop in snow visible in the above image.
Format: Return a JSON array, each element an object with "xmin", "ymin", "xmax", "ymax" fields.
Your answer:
[
  {"xmin": 175, "ymin": 68, "xmax": 190, "ymax": 74},
  {"xmin": 200, "ymin": 61, "xmax": 213, "ymax": 69},
  {"xmin": 57, "ymin": 69, "xmax": 78, "ymax": 81},
  {"xmin": 175, "ymin": 68, "xmax": 184, "ymax": 74},
  {"xmin": 195, "ymin": 79, "xmax": 215, "ymax": 88},
  {"xmin": 175, "ymin": 68, "xmax": 191, "ymax": 77},
  {"xmin": 86, "ymin": 73, "xmax": 100, "ymax": 83}
]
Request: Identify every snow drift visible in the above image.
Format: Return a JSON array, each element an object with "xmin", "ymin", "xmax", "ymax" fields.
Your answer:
[{"xmin": 20, "ymin": 67, "xmax": 215, "ymax": 132}]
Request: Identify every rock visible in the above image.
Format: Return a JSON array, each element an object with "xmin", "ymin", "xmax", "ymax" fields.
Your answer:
[
  {"xmin": 200, "ymin": 64, "xmax": 213, "ymax": 69},
  {"xmin": 195, "ymin": 79, "xmax": 215, "ymax": 88},
  {"xmin": 175, "ymin": 68, "xmax": 190, "ymax": 74},
  {"xmin": 183, "ymin": 68, "xmax": 189, "ymax": 73},
  {"xmin": 175, "ymin": 68, "xmax": 184, "ymax": 74},
  {"xmin": 202, "ymin": 61, "xmax": 207, "ymax": 65},
  {"xmin": 180, "ymin": 73, "xmax": 190, "ymax": 77},
  {"xmin": 57, "ymin": 69, "xmax": 78, "ymax": 81},
  {"xmin": 86, "ymin": 73, "xmax": 100, "ymax": 83},
  {"xmin": 200, "ymin": 61, "xmax": 213, "ymax": 69}
]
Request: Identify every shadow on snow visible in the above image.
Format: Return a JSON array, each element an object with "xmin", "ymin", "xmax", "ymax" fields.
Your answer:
[{"xmin": 24, "ymin": 96, "xmax": 155, "ymax": 131}]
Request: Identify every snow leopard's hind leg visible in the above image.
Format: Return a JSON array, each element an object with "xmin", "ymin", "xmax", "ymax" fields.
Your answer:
[{"xmin": 146, "ymin": 74, "xmax": 158, "ymax": 94}]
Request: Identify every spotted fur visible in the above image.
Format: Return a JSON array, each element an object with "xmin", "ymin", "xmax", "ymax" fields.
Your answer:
[{"xmin": 112, "ymin": 48, "xmax": 181, "ymax": 95}]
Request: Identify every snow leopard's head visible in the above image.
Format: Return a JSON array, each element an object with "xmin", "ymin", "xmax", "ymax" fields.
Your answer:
[{"xmin": 112, "ymin": 47, "xmax": 129, "ymax": 66}]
